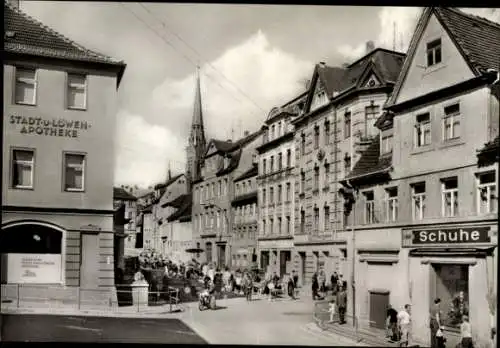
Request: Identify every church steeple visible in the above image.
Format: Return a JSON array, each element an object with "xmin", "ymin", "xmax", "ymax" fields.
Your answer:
[{"xmin": 186, "ymin": 67, "xmax": 206, "ymax": 191}]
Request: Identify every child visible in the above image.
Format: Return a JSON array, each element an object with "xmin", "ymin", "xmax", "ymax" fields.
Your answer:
[
  {"xmin": 460, "ymin": 316, "xmax": 473, "ymax": 348},
  {"xmin": 328, "ymin": 299, "xmax": 337, "ymax": 323},
  {"xmin": 436, "ymin": 326, "xmax": 447, "ymax": 348}
]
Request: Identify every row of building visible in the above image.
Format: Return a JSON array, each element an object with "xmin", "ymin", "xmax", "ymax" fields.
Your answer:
[
  {"xmin": 1, "ymin": 2, "xmax": 498, "ymax": 346},
  {"xmin": 118, "ymin": 7, "xmax": 498, "ymax": 347}
]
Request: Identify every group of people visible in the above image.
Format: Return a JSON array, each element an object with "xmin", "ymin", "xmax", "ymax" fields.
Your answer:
[
  {"xmin": 311, "ymin": 270, "xmax": 344, "ymax": 300},
  {"xmin": 386, "ymin": 304, "xmax": 412, "ymax": 347},
  {"xmin": 261, "ymin": 270, "xmax": 299, "ymax": 301}
]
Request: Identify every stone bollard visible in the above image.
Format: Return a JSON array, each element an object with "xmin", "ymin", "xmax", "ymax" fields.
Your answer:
[{"xmin": 131, "ymin": 279, "xmax": 149, "ymax": 311}]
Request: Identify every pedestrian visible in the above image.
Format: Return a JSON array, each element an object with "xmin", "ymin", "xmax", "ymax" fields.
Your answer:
[
  {"xmin": 336, "ymin": 284, "xmax": 347, "ymax": 324},
  {"xmin": 430, "ymin": 298, "xmax": 443, "ymax": 348},
  {"xmin": 202, "ymin": 263, "xmax": 208, "ymax": 277},
  {"xmin": 312, "ymin": 273, "xmax": 319, "ymax": 300},
  {"xmin": 288, "ymin": 272, "xmax": 296, "ymax": 300},
  {"xmin": 318, "ymin": 270, "xmax": 326, "ymax": 294},
  {"xmin": 292, "ymin": 270, "xmax": 299, "ymax": 298},
  {"xmin": 460, "ymin": 315, "xmax": 473, "ymax": 348},
  {"xmin": 214, "ymin": 268, "xmax": 223, "ymax": 299},
  {"xmin": 331, "ymin": 272, "xmax": 338, "ymax": 295},
  {"xmin": 387, "ymin": 304, "xmax": 399, "ymax": 342},
  {"xmin": 244, "ymin": 272, "xmax": 253, "ymax": 301},
  {"xmin": 397, "ymin": 304, "xmax": 411, "ymax": 347},
  {"xmin": 436, "ymin": 326, "xmax": 447, "ymax": 348}
]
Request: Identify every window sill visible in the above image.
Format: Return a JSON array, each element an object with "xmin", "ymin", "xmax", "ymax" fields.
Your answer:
[
  {"xmin": 65, "ymin": 188, "xmax": 85, "ymax": 192},
  {"xmin": 67, "ymin": 106, "xmax": 87, "ymax": 111},
  {"xmin": 439, "ymin": 139, "xmax": 465, "ymax": 150},
  {"xmin": 423, "ymin": 63, "xmax": 447, "ymax": 75},
  {"xmin": 15, "ymin": 101, "xmax": 36, "ymax": 107},
  {"xmin": 12, "ymin": 185, "xmax": 34, "ymax": 190},
  {"xmin": 411, "ymin": 145, "xmax": 433, "ymax": 155}
]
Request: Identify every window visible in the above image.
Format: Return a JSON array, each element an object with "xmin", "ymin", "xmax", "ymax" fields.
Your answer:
[
  {"xmin": 415, "ymin": 113, "xmax": 431, "ymax": 147},
  {"xmin": 270, "ymin": 156, "xmax": 274, "ymax": 173},
  {"xmin": 324, "ymin": 206, "xmax": 330, "ymax": 232},
  {"xmin": 262, "ymin": 220, "xmax": 266, "ymax": 236},
  {"xmin": 212, "ymin": 183, "xmax": 216, "ymax": 197},
  {"xmin": 426, "ymin": 38, "xmax": 442, "ymax": 67},
  {"xmin": 218, "ymin": 180, "xmax": 222, "ymax": 195},
  {"xmin": 15, "ymin": 67, "xmax": 37, "ymax": 105},
  {"xmin": 286, "ymin": 149, "xmax": 291, "ymax": 167},
  {"xmin": 477, "ymin": 172, "xmax": 497, "ymax": 214},
  {"xmin": 242, "ymin": 182, "xmax": 246, "ymax": 194},
  {"xmin": 314, "ymin": 166, "xmax": 320, "ymax": 191},
  {"xmin": 314, "ymin": 207, "xmax": 319, "ymax": 234},
  {"xmin": 344, "ymin": 111, "xmax": 351, "ymax": 139},
  {"xmin": 67, "ymin": 73, "xmax": 87, "ymax": 109},
  {"xmin": 286, "ymin": 216, "xmax": 291, "ymax": 235},
  {"xmin": 443, "ymin": 103, "xmax": 460, "ymax": 141},
  {"xmin": 278, "ymin": 121, "xmax": 282, "ymax": 137},
  {"xmin": 224, "ymin": 178, "xmax": 228, "ymax": 195},
  {"xmin": 12, "ymin": 149, "xmax": 35, "ymax": 189},
  {"xmin": 236, "ymin": 183, "xmax": 240, "ymax": 195},
  {"xmin": 412, "ymin": 182, "xmax": 426, "ymax": 220},
  {"xmin": 364, "ymin": 103, "xmax": 380, "ymax": 137},
  {"xmin": 301, "ymin": 133, "xmax": 306, "ymax": 156},
  {"xmin": 314, "ymin": 126, "xmax": 320, "ymax": 149},
  {"xmin": 324, "ymin": 120, "xmax": 330, "ymax": 145},
  {"xmin": 433, "ymin": 264, "xmax": 469, "ymax": 328},
  {"xmin": 64, "ymin": 153, "xmax": 85, "ymax": 191},
  {"xmin": 278, "ymin": 152, "xmax": 283, "ymax": 170},
  {"xmin": 270, "ymin": 187, "xmax": 274, "ymax": 204},
  {"xmin": 277, "ymin": 185, "xmax": 282, "ymax": 203},
  {"xmin": 270, "ymin": 218, "xmax": 274, "ymax": 234},
  {"xmin": 271, "ymin": 124, "xmax": 275, "ymax": 140},
  {"xmin": 324, "ymin": 163, "xmax": 330, "ymax": 188},
  {"xmin": 263, "ymin": 159, "xmax": 267, "ymax": 174},
  {"xmin": 278, "ymin": 217, "xmax": 282, "ymax": 235},
  {"xmin": 385, "ymin": 187, "xmax": 398, "ymax": 222},
  {"xmin": 286, "ymin": 182, "xmax": 291, "ymax": 201},
  {"xmin": 442, "ymin": 177, "xmax": 459, "ymax": 217},
  {"xmin": 300, "ymin": 209, "xmax": 305, "ymax": 234},
  {"xmin": 300, "ymin": 170, "xmax": 306, "ymax": 194},
  {"xmin": 262, "ymin": 189, "xmax": 266, "ymax": 206},
  {"xmin": 344, "ymin": 154, "xmax": 351, "ymax": 173},
  {"xmin": 364, "ymin": 191, "xmax": 375, "ymax": 224},
  {"xmin": 381, "ymin": 134, "xmax": 393, "ymax": 154}
]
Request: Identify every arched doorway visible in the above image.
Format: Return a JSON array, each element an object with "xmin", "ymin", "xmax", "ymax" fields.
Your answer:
[{"xmin": 1, "ymin": 221, "xmax": 65, "ymax": 284}]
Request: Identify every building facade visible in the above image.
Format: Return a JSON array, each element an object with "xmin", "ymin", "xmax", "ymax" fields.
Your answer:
[
  {"xmin": 231, "ymin": 164, "xmax": 258, "ymax": 269},
  {"xmin": 1, "ymin": 1, "xmax": 126, "ymax": 301},
  {"xmin": 256, "ymin": 93, "xmax": 306, "ymax": 277},
  {"xmin": 291, "ymin": 46, "xmax": 405, "ymax": 288},
  {"xmin": 113, "ymin": 187, "xmax": 138, "ymax": 255},
  {"xmin": 343, "ymin": 8, "xmax": 499, "ymax": 348}
]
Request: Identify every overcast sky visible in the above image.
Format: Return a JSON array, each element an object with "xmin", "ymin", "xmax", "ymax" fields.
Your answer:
[{"xmin": 19, "ymin": 2, "xmax": 500, "ymax": 188}]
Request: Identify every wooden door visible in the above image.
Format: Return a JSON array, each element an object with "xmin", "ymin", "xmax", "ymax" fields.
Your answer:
[
  {"xmin": 80, "ymin": 234, "xmax": 100, "ymax": 289},
  {"xmin": 369, "ymin": 291, "xmax": 390, "ymax": 329}
]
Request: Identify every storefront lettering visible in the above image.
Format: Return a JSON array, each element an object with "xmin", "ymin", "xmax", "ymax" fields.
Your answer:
[
  {"xmin": 9, "ymin": 115, "xmax": 92, "ymax": 138},
  {"xmin": 412, "ymin": 227, "xmax": 490, "ymax": 245}
]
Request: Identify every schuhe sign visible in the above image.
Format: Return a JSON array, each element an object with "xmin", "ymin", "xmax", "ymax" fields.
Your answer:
[
  {"xmin": 9, "ymin": 115, "xmax": 92, "ymax": 138},
  {"xmin": 410, "ymin": 227, "xmax": 491, "ymax": 245}
]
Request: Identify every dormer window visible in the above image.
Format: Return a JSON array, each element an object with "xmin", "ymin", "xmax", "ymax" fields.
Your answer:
[{"xmin": 426, "ymin": 38, "xmax": 442, "ymax": 67}]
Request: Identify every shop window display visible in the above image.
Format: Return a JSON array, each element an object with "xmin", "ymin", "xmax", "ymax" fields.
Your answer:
[{"xmin": 434, "ymin": 264, "xmax": 469, "ymax": 327}]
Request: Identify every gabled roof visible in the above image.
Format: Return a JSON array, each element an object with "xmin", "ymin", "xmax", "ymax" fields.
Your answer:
[
  {"xmin": 386, "ymin": 7, "xmax": 500, "ymax": 108},
  {"xmin": 166, "ymin": 195, "xmax": 192, "ymax": 223},
  {"xmin": 345, "ymin": 137, "xmax": 392, "ymax": 180},
  {"xmin": 4, "ymin": 2, "xmax": 126, "ymax": 85},
  {"xmin": 162, "ymin": 193, "xmax": 190, "ymax": 209},
  {"xmin": 113, "ymin": 187, "xmax": 137, "ymax": 201},
  {"xmin": 234, "ymin": 164, "xmax": 258, "ymax": 182},
  {"xmin": 154, "ymin": 174, "xmax": 184, "ymax": 191}
]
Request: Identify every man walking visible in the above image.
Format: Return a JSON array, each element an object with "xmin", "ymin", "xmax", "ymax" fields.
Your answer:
[
  {"xmin": 397, "ymin": 304, "xmax": 411, "ymax": 348},
  {"xmin": 331, "ymin": 272, "xmax": 338, "ymax": 295},
  {"xmin": 336, "ymin": 283, "xmax": 347, "ymax": 324}
]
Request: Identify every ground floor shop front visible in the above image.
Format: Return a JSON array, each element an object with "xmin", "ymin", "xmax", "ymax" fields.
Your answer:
[
  {"xmin": 0, "ymin": 209, "xmax": 118, "ymax": 305},
  {"xmin": 354, "ymin": 222, "xmax": 497, "ymax": 348},
  {"xmin": 199, "ymin": 234, "xmax": 232, "ymax": 269},
  {"xmin": 257, "ymin": 236, "xmax": 295, "ymax": 278}
]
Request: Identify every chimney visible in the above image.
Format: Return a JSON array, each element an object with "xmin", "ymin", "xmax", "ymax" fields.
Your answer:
[
  {"xmin": 366, "ymin": 41, "xmax": 375, "ymax": 54},
  {"xmin": 244, "ymin": 130, "xmax": 250, "ymax": 137},
  {"xmin": 8, "ymin": 0, "xmax": 19, "ymax": 8}
]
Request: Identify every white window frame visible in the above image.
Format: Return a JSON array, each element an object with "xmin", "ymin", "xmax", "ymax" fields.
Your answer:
[
  {"xmin": 381, "ymin": 134, "xmax": 393, "ymax": 154},
  {"xmin": 476, "ymin": 171, "xmax": 497, "ymax": 215},
  {"xmin": 363, "ymin": 191, "xmax": 375, "ymax": 224},
  {"xmin": 426, "ymin": 38, "xmax": 442, "ymax": 67},
  {"xmin": 412, "ymin": 183, "xmax": 426, "ymax": 221},
  {"xmin": 385, "ymin": 187, "xmax": 398, "ymax": 222},
  {"xmin": 441, "ymin": 177, "xmax": 459, "ymax": 217},
  {"xmin": 11, "ymin": 148, "xmax": 35, "ymax": 189},
  {"xmin": 414, "ymin": 113, "xmax": 431, "ymax": 148},
  {"xmin": 66, "ymin": 73, "xmax": 88, "ymax": 110},
  {"xmin": 14, "ymin": 67, "xmax": 37, "ymax": 106},
  {"xmin": 442, "ymin": 103, "xmax": 461, "ymax": 141},
  {"xmin": 63, "ymin": 152, "xmax": 86, "ymax": 192}
]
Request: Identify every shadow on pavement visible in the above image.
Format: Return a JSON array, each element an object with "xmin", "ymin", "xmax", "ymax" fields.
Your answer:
[{"xmin": 212, "ymin": 306, "xmax": 227, "ymax": 311}]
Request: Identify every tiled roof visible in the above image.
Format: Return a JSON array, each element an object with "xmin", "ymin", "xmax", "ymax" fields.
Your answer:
[
  {"xmin": 113, "ymin": 187, "xmax": 137, "ymax": 201},
  {"xmin": 234, "ymin": 164, "xmax": 258, "ymax": 182},
  {"xmin": 477, "ymin": 135, "xmax": 499, "ymax": 165},
  {"xmin": 435, "ymin": 7, "xmax": 500, "ymax": 73},
  {"xmin": 162, "ymin": 193, "xmax": 190, "ymax": 209},
  {"xmin": 166, "ymin": 195, "xmax": 192, "ymax": 222},
  {"xmin": 317, "ymin": 65, "xmax": 348, "ymax": 97},
  {"xmin": 4, "ymin": 2, "xmax": 125, "ymax": 67},
  {"xmin": 216, "ymin": 149, "xmax": 242, "ymax": 176},
  {"xmin": 154, "ymin": 174, "xmax": 183, "ymax": 191},
  {"xmin": 346, "ymin": 137, "xmax": 392, "ymax": 180}
]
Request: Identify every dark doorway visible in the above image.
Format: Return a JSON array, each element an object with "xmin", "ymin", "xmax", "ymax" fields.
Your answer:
[
  {"xmin": 279, "ymin": 250, "xmax": 291, "ymax": 277},
  {"xmin": 369, "ymin": 290, "xmax": 390, "ymax": 329},
  {"xmin": 217, "ymin": 244, "xmax": 226, "ymax": 268},
  {"xmin": 260, "ymin": 251, "xmax": 269, "ymax": 271},
  {"xmin": 299, "ymin": 252, "xmax": 306, "ymax": 286}
]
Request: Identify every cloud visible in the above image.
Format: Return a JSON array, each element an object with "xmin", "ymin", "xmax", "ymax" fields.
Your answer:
[
  {"xmin": 119, "ymin": 30, "xmax": 312, "ymax": 186},
  {"xmin": 337, "ymin": 7, "xmax": 500, "ymax": 61}
]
